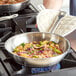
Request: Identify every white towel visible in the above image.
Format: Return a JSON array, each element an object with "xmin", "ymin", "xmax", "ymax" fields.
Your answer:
[
  {"xmin": 37, "ymin": 9, "xmax": 59, "ymax": 32},
  {"xmin": 54, "ymin": 15, "xmax": 76, "ymax": 36}
]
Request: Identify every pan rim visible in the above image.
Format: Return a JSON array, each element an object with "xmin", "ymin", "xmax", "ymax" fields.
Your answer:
[
  {"xmin": 4, "ymin": 32, "xmax": 71, "ymax": 60},
  {"xmin": 0, "ymin": 0, "xmax": 29, "ymax": 6}
]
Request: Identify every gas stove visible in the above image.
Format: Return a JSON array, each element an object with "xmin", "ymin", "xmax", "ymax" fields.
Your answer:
[
  {"xmin": 0, "ymin": 4, "xmax": 76, "ymax": 76},
  {"xmin": 0, "ymin": 48, "xmax": 76, "ymax": 76}
]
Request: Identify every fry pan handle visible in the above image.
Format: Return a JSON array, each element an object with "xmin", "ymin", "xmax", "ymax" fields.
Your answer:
[{"xmin": 0, "ymin": 14, "xmax": 18, "ymax": 22}]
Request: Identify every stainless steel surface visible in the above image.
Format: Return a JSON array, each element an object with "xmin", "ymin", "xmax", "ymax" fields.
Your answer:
[
  {"xmin": 5, "ymin": 32, "xmax": 70, "ymax": 67},
  {"xmin": 0, "ymin": 0, "xmax": 30, "ymax": 13},
  {"xmin": 0, "ymin": 14, "xmax": 18, "ymax": 21}
]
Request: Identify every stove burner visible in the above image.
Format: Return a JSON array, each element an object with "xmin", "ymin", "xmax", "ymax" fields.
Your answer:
[
  {"xmin": 12, "ymin": 64, "xmax": 60, "ymax": 76},
  {"xmin": 31, "ymin": 64, "xmax": 60, "ymax": 74}
]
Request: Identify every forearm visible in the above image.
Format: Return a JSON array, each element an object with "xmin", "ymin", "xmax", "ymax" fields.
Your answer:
[{"xmin": 43, "ymin": 0, "xmax": 63, "ymax": 10}]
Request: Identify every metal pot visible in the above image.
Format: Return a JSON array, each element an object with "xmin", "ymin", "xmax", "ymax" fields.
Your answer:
[
  {"xmin": 4, "ymin": 32, "xmax": 70, "ymax": 67},
  {"xmin": 0, "ymin": 0, "xmax": 30, "ymax": 13}
]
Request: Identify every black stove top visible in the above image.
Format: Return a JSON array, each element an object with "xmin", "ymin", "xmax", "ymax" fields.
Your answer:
[{"xmin": 0, "ymin": 4, "xmax": 76, "ymax": 76}]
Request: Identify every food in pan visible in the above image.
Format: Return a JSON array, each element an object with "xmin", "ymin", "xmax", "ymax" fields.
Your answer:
[
  {"xmin": 13, "ymin": 40, "xmax": 63, "ymax": 58},
  {"xmin": 0, "ymin": 0, "xmax": 25, "ymax": 5}
]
